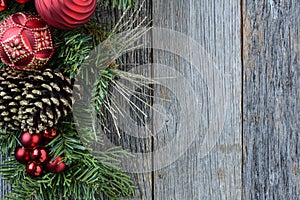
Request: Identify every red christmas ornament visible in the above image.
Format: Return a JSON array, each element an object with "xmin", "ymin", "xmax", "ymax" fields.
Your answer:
[
  {"xmin": 43, "ymin": 128, "xmax": 57, "ymax": 140},
  {"xmin": 15, "ymin": 147, "xmax": 30, "ymax": 164},
  {"xmin": 0, "ymin": 12, "xmax": 54, "ymax": 70},
  {"xmin": 20, "ymin": 132, "xmax": 43, "ymax": 148},
  {"xmin": 26, "ymin": 161, "xmax": 43, "ymax": 177},
  {"xmin": 46, "ymin": 156, "xmax": 66, "ymax": 173},
  {"xmin": 0, "ymin": 0, "xmax": 6, "ymax": 11},
  {"xmin": 15, "ymin": 0, "xmax": 30, "ymax": 3},
  {"xmin": 30, "ymin": 147, "xmax": 48, "ymax": 163},
  {"xmin": 35, "ymin": 0, "xmax": 97, "ymax": 30}
]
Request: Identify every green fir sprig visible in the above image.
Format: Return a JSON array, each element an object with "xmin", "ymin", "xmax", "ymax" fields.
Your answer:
[
  {"xmin": 0, "ymin": 0, "xmax": 141, "ymax": 199},
  {"xmin": 0, "ymin": 117, "xmax": 135, "ymax": 200}
]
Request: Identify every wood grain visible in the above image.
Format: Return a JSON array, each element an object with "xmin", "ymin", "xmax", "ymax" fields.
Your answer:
[
  {"xmin": 95, "ymin": 1, "xmax": 154, "ymax": 199},
  {"xmin": 243, "ymin": 0, "xmax": 300, "ymax": 199},
  {"xmin": 2, "ymin": 0, "xmax": 299, "ymax": 199},
  {"xmin": 152, "ymin": 0, "xmax": 242, "ymax": 199}
]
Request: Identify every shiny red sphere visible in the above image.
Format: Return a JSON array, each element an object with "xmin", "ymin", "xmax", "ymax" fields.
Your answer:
[
  {"xmin": 20, "ymin": 132, "xmax": 43, "ymax": 148},
  {"xmin": 26, "ymin": 161, "xmax": 43, "ymax": 177},
  {"xmin": 30, "ymin": 148, "xmax": 48, "ymax": 163},
  {"xmin": 35, "ymin": 0, "xmax": 97, "ymax": 30},
  {"xmin": 20, "ymin": 132, "xmax": 31, "ymax": 148},
  {"xmin": 15, "ymin": 0, "xmax": 30, "ymax": 3},
  {"xmin": 15, "ymin": 147, "xmax": 30, "ymax": 164},
  {"xmin": 0, "ymin": 0, "xmax": 6, "ymax": 11},
  {"xmin": 46, "ymin": 156, "xmax": 66, "ymax": 173},
  {"xmin": 43, "ymin": 128, "xmax": 57, "ymax": 140}
]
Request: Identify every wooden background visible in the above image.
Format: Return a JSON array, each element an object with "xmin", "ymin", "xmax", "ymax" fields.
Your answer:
[{"xmin": 1, "ymin": 0, "xmax": 299, "ymax": 199}]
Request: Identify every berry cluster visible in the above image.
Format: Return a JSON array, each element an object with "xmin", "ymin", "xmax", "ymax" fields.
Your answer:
[{"xmin": 14, "ymin": 128, "xmax": 66, "ymax": 177}]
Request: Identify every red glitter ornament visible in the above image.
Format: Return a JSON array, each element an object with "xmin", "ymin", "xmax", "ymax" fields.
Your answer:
[
  {"xmin": 0, "ymin": 0, "xmax": 6, "ymax": 11},
  {"xmin": 15, "ymin": 0, "xmax": 30, "ymax": 3},
  {"xmin": 30, "ymin": 147, "xmax": 48, "ymax": 163},
  {"xmin": 0, "ymin": 12, "xmax": 54, "ymax": 70},
  {"xmin": 26, "ymin": 161, "xmax": 43, "ymax": 177},
  {"xmin": 35, "ymin": 0, "xmax": 97, "ymax": 30},
  {"xmin": 46, "ymin": 156, "xmax": 66, "ymax": 174},
  {"xmin": 15, "ymin": 147, "xmax": 30, "ymax": 164},
  {"xmin": 20, "ymin": 132, "xmax": 43, "ymax": 148}
]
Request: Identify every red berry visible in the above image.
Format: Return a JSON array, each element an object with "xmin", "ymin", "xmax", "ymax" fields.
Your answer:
[
  {"xmin": 15, "ymin": 147, "xmax": 30, "ymax": 164},
  {"xmin": 26, "ymin": 161, "xmax": 43, "ymax": 177}
]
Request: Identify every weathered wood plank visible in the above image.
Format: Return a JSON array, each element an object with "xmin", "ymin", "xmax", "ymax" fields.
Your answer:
[
  {"xmin": 94, "ymin": 1, "xmax": 154, "ymax": 199},
  {"xmin": 243, "ymin": 0, "xmax": 300, "ymax": 199},
  {"xmin": 152, "ymin": 0, "xmax": 242, "ymax": 199}
]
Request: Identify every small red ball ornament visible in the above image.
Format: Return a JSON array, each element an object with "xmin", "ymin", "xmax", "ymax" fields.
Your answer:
[
  {"xmin": 35, "ymin": 0, "xmax": 97, "ymax": 30},
  {"xmin": 0, "ymin": 12, "xmax": 54, "ymax": 70},
  {"xmin": 30, "ymin": 147, "xmax": 48, "ymax": 163},
  {"xmin": 26, "ymin": 161, "xmax": 43, "ymax": 177},
  {"xmin": 15, "ymin": 0, "xmax": 30, "ymax": 3},
  {"xmin": 46, "ymin": 156, "xmax": 66, "ymax": 173},
  {"xmin": 0, "ymin": 0, "xmax": 6, "ymax": 11},
  {"xmin": 15, "ymin": 147, "xmax": 30, "ymax": 164},
  {"xmin": 20, "ymin": 132, "xmax": 43, "ymax": 148},
  {"xmin": 43, "ymin": 128, "xmax": 57, "ymax": 140}
]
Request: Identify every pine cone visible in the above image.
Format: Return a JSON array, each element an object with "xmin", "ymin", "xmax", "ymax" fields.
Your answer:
[
  {"xmin": 0, "ymin": 67, "xmax": 73, "ymax": 133},
  {"xmin": 0, "ymin": 69, "xmax": 24, "ymax": 129}
]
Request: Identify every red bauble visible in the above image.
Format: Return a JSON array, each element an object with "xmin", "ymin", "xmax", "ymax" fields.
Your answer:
[
  {"xmin": 15, "ymin": 147, "xmax": 30, "ymax": 164},
  {"xmin": 0, "ymin": 12, "xmax": 54, "ymax": 70},
  {"xmin": 15, "ymin": 0, "xmax": 30, "ymax": 3},
  {"xmin": 20, "ymin": 132, "xmax": 43, "ymax": 148},
  {"xmin": 46, "ymin": 156, "xmax": 66, "ymax": 173},
  {"xmin": 43, "ymin": 128, "xmax": 57, "ymax": 140},
  {"xmin": 30, "ymin": 147, "xmax": 48, "ymax": 163},
  {"xmin": 35, "ymin": 0, "xmax": 97, "ymax": 30},
  {"xmin": 0, "ymin": 0, "xmax": 6, "ymax": 11},
  {"xmin": 26, "ymin": 161, "xmax": 43, "ymax": 177}
]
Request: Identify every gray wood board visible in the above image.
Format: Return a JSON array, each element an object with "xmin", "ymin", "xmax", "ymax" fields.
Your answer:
[
  {"xmin": 95, "ymin": 1, "xmax": 154, "ymax": 199},
  {"xmin": 242, "ymin": 0, "xmax": 300, "ymax": 199},
  {"xmin": 151, "ymin": 0, "xmax": 242, "ymax": 199}
]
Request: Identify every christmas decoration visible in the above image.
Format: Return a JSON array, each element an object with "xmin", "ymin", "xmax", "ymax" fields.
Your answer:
[
  {"xmin": 0, "ymin": 1, "xmax": 140, "ymax": 199},
  {"xmin": 14, "ymin": 146, "xmax": 30, "ymax": 164},
  {"xmin": 15, "ymin": 128, "xmax": 60, "ymax": 176},
  {"xmin": 46, "ymin": 155, "xmax": 66, "ymax": 173},
  {"xmin": 0, "ymin": 12, "xmax": 54, "ymax": 70},
  {"xmin": 26, "ymin": 161, "xmax": 43, "ymax": 177},
  {"xmin": 0, "ymin": 0, "xmax": 6, "ymax": 11},
  {"xmin": 0, "ymin": 67, "xmax": 73, "ymax": 133},
  {"xmin": 35, "ymin": 0, "xmax": 97, "ymax": 30},
  {"xmin": 30, "ymin": 147, "xmax": 48, "ymax": 163},
  {"xmin": 15, "ymin": 0, "xmax": 30, "ymax": 3},
  {"xmin": 20, "ymin": 131, "xmax": 42, "ymax": 148}
]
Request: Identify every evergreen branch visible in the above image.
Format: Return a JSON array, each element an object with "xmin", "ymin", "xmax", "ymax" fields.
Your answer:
[
  {"xmin": 0, "ymin": 117, "xmax": 135, "ymax": 200},
  {"xmin": 104, "ymin": 0, "xmax": 136, "ymax": 10}
]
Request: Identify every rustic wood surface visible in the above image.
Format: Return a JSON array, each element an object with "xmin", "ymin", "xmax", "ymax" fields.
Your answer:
[
  {"xmin": 152, "ymin": 0, "xmax": 241, "ymax": 199},
  {"xmin": 1, "ymin": 0, "xmax": 299, "ymax": 199},
  {"xmin": 243, "ymin": 0, "xmax": 300, "ymax": 199}
]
